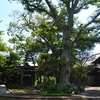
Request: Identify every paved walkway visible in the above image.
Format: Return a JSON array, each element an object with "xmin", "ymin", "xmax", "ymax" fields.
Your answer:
[
  {"xmin": 0, "ymin": 87, "xmax": 100, "ymax": 100},
  {"xmin": 73, "ymin": 87, "xmax": 100, "ymax": 99}
]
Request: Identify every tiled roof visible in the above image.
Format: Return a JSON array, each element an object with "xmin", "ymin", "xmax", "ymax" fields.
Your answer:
[{"xmin": 85, "ymin": 53, "xmax": 100, "ymax": 66}]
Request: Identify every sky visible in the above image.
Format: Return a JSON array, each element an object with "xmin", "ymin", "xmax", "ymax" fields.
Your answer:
[
  {"xmin": 0, "ymin": 0, "xmax": 24, "ymax": 41},
  {"xmin": 0, "ymin": 0, "xmax": 100, "ymax": 54}
]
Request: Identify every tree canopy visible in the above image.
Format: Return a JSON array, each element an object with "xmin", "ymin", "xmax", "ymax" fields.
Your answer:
[{"xmin": 9, "ymin": 0, "xmax": 100, "ymax": 84}]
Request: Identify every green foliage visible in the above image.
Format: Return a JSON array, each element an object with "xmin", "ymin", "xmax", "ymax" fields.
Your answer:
[
  {"xmin": 37, "ymin": 82, "xmax": 83, "ymax": 96},
  {"xmin": 0, "ymin": 25, "xmax": 21, "ymax": 86},
  {"xmin": 73, "ymin": 62, "xmax": 87, "ymax": 77},
  {"xmin": 47, "ymin": 58, "xmax": 64, "ymax": 77},
  {"xmin": 78, "ymin": 86, "xmax": 85, "ymax": 92},
  {"xmin": 6, "ymin": 53, "xmax": 21, "ymax": 76},
  {"xmin": 64, "ymin": 83, "xmax": 79, "ymax": 94},
  {"xmin": 7, "ymin": 11, "xmax": 61, "ymax": 66},
  {"xmin": 35, "ymin": 52, "xmax": 64, "ymax": 82},
  {"xmin": 0, "ymin": 31, "xmax": 7, "ymax": 51},
  {"xmin": 41, "ymin": 92, "xmax": 72, "ymax": 96},
  {"xmin": 8, "ymin": 0, "xmax": 100, "ymax": 84},
  {"xmin": 0, "ymin": 56, "xmax": 8, "ymax": 67},
  {"xmin": 0, "ymin": 51, "xmax": 21, "ymax": 86},
  {"xmin": 71, "ymin": 61, "xmax": 88, "ymax": 86}
]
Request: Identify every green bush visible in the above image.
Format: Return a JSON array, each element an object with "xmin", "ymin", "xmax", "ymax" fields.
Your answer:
[
  {"xmin": 36, "ymin": 82, "xmax": 51, "ymax": 90},
  {"xmin": 37, "ymin": 82, "xmax": 83, "ymax": 96},
  {"xmin": 41, "ymin": 92, "xmax": 72, "ymax": 96},
  {"xmin": 64, "ymin": 83, "xmax": 79, "ymax": 94}
]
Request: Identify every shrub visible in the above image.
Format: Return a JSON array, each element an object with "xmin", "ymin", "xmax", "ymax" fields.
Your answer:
[
  {"xmin": 37, "ymin": 82, "xmax": 83, "ymax": 96},
  {"xmin": 64, "ymin": 83, "xmax": 79, "ymax": 94}
]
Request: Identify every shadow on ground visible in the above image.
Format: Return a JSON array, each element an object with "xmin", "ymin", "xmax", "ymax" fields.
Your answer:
[{"xmin": 1, "ymin": 87, "xmax": 100, "ymax": 100}]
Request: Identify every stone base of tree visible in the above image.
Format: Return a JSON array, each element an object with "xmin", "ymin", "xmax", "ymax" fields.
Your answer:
[{"xmin": 0, "ymin": 85, "xmax": 6, "ymax": 94}]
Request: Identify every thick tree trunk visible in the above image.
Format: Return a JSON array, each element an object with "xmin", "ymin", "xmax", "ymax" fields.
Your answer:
[
  {"xmin": 60, "ymin": 67, "xmax": 71, "ymax": 84},
  {"xmin": 60, "ymin": 45, "xmax": 71, "ymax": 84},
  {"xmin": 60, "ymin": 30, "xmax": 72, "ymax": 84},
  {"xmin": 59, "ymin": 5, "xmax": 74, "ymax": 84},
  {"xmin": 53, "ymin": 2, "xmax": 74, "ymax": 84}
]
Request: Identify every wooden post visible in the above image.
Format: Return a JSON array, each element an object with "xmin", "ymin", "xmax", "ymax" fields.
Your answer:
[{"xmin": 21, "ymin": 73, "xmax": 23, "ymax": 86}]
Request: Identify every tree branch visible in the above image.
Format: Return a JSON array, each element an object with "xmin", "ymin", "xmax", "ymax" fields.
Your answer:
[
  {"xmin": 36, "ymin": 38, "xmax": 54, "ymax": 52},
  {"xmin": 83, "ymin": 11, "xmax": 100, "ymax": 28},
  {"xmin": 74, "ymin": 0, "xmax": 99, "ymax": 14},
  {"xmin": 74, "ymin": 10, "xmax": 100, "ymax": 43},
  {"xmin": 45, "ymin": 0, "xmax": 60, "ymax": 26},
  {"xmin": 73, "ymin": 0, "xmax": 79, "ymax": 9},
  {"xmin": 78, "ymin": 38, "xmax": 100, "ymax": 42},
  {"xmin": 28, "ymin": 3, "xmax": 52, "ymax": 17}
]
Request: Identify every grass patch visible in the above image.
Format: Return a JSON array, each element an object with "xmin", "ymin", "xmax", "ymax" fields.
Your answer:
[{"xmin": 40, "ymin": 92, "xmax": 72, "ymax": 96}]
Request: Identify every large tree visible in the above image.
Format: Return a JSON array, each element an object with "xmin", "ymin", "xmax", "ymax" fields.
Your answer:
[{"xmin": 9, "ymin": 0, "xmax": 100, "ymax": 84}]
